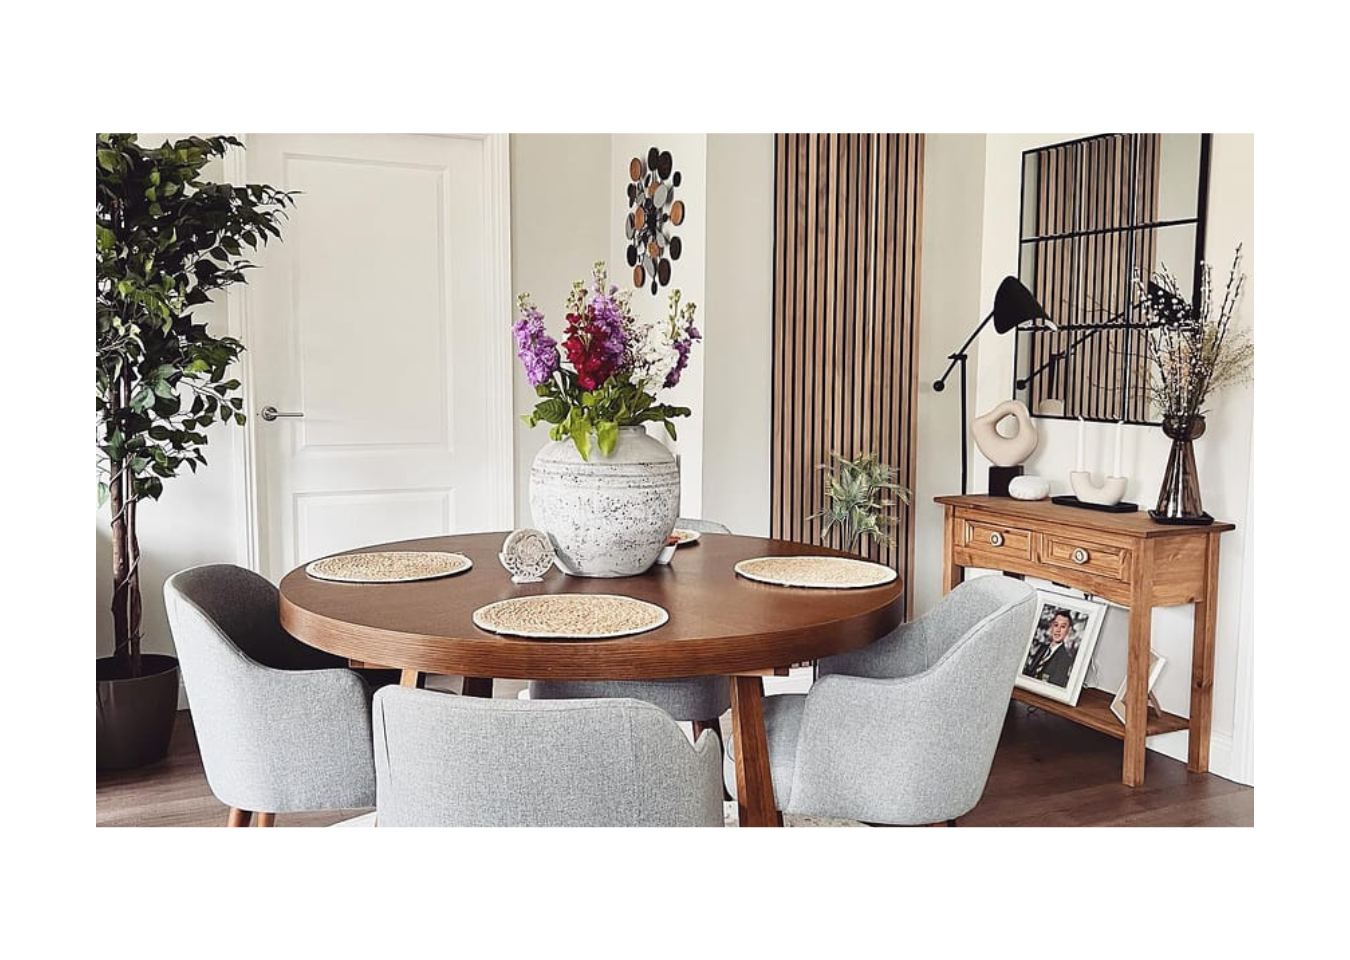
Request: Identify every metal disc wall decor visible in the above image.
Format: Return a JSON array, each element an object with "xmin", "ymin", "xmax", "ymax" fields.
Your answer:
[{"xmin": 626, "ymin": 146, "xmax": 684, "ymax": 295}]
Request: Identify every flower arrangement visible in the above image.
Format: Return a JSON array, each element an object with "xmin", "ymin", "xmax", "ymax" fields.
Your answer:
[
  {"xmin": 813, "ymin": 452, "xmax": 911, "ymax": 552},
  {"xmin": 1133, "ymin": 244, "xmax": 1252, "ymax": 425},
  {"xmin": 514, "ymin": 262, "xmax": 700, "ymax": 459}
]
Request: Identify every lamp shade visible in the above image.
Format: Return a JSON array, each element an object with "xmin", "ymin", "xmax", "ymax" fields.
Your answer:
[{"xmin": 993, "ymin": 276, "xmax": 1050, "ymax": 334}]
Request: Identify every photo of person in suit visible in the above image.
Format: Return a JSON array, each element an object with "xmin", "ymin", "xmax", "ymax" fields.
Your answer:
[{"xmin": 1022, "ymin": 608, "xmax": 1082, "ymax": 688}]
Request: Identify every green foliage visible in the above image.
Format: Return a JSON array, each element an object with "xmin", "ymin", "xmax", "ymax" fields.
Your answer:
[
  {"xmin": 523, "ymin": 371, "xmax": 691, "ymax": 460},
  {"xmin": 813, "ymin": 452, "xmax": 912, "ymax": 552},
  {"xmin": 96, "ymin": 134, "xmax": 296, "ymax": 502}
]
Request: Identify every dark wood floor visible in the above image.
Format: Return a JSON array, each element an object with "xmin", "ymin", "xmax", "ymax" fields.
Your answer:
[{"xmin": 96, "ymin": 695, "xmax": 1253, "ymax": 827}]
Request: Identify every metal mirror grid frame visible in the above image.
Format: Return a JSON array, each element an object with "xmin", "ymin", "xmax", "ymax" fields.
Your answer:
[{"xmin": 1012, "ymin": 133, "xmax": 1212, "ymax": 426}]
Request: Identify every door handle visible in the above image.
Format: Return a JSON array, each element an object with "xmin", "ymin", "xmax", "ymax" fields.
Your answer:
[{"xmin": 259, "ymin": 405, "xmax": 305, "ymax": 422}]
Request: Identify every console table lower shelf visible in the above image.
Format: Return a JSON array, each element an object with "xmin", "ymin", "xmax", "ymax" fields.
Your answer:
[{"xmin": 1011, "ymin": 687, "xmax": 1189, "ymax": 739}]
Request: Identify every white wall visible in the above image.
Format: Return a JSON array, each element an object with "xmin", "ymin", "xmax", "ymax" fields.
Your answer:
[
  {"xmin": 509, "ymin": 134, "xmax": 612, "ymax": 526},
  {"xmin": 703, "ymin": 134, "xmax": 774, "ymax": 536},
  {"xmin": 609, "ymin": 135, "xmax": 707, "ymax": 518},
  {"xmin": 912, "ymin": 134, "xmax": 986, "ymax": 615},
  {"xmin": 972, "ymin": 134, "xmax": 1254, "ymax": 781}
]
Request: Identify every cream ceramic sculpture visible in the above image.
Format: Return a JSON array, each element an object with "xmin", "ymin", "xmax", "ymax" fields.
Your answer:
[
  {"xmin": 1070, "ymin": 471, "xmax": 1127, "ymax": 506},
  {"xmin": 971, "ymin": 399, "xmax": 1038, "ymax": 467},
  {"xmin": 1068, "ymin": 418, "xmax": 1129, "ymax": 506}
]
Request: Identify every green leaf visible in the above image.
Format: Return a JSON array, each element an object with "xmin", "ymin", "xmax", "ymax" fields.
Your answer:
[
  {"xmin": 596, "ymin": 421, "xmax": 618, "ymax": 457},
  {"xmin": 569, "ymin": 416, "xmax": 592, "ymax": 461},
  {"xmin": 534, "ymin": 398, "xmax": 569, "ymax": 424},
  {"xmin": 663, "ymin": 419, "xmax": 678, "ymax": 441},
  {"xmin": 97, "ymin": 482, "xmax": 110, "ymax": 506}
]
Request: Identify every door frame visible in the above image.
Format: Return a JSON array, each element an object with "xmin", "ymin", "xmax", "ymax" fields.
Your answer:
[{"xmin": 224, "ymin": 133, "xmax": 515, "ymax": 573}]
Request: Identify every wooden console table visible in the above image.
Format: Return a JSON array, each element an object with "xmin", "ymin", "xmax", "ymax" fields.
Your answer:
[{"xmin": 936, "ymin": 495, "xmax": 1234, "ymax": 787}]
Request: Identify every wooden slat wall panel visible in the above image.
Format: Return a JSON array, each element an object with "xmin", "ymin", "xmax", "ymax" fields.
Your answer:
[
  {"xmin": 1026, "ymin": 134, "xmax": 1160, "ymax": 422},
  {"xmin": 771, "ymin": 134, "xmax": 924, "ymax": 610}
]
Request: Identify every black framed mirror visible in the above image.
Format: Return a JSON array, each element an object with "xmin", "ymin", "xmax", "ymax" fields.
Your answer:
[{"xmin": 1012, "ymin": 133, "xmax": 1211, "ymax": 425}]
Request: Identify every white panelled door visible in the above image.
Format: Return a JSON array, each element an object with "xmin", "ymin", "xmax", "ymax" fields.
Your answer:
[{"xmin": 244, "ymin": 134, "xmax": 512, "ymax": 580}]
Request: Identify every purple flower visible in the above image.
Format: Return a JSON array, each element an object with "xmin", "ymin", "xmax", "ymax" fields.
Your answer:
[
  {"xmin": 586, "ymin": 294, "xmax": 628, "ymax": 363},
  {"xmin": 663, "ymin": 314, "xmax": 702, "ymax": 389},
  {"xmin": 513, "ymin": 305, "xmax": 559, "ymax": 387}
]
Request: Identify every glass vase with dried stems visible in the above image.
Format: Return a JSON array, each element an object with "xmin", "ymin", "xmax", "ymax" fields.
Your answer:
[{"xmin": 1134, "ymin": 245, "xmax": 1252, "ymax": 523}]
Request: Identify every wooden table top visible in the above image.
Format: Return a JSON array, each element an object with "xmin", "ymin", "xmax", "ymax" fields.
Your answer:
[
  {"xmin": 935, "ymin": 494, "xmax": 1235, "ymax": 538},
  {"xmin": 279, "ymin": 532, "xmax": 905, "ymax": 680}
]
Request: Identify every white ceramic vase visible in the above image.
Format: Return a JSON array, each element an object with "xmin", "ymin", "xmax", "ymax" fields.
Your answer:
[{"xmin": 529, "ymin": 426, "xmax": 681, "ymax": 577}]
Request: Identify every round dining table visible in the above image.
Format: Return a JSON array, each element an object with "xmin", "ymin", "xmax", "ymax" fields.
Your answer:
[{"xmin": 279, "ymin": 531, "xmax": 904, "ymax": 827}]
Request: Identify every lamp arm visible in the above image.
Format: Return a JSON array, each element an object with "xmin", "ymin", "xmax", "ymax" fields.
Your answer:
[
  {"xmin": 932, "ymin": 309, "xmax": 994, "ymax": 392},
  {"xmin": 1014, "ymin": 306, "xmax": 1160, "ymax": 391}
]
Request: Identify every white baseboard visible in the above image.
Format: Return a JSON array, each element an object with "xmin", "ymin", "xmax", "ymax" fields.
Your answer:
[{"xmin": 1145, "ymin": 729, "xmax": 1247, "ymax": 785}]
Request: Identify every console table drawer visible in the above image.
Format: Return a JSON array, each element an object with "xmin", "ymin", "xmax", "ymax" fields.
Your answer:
[
  {"xmin": 961, "ymin": 519, "xmax": 1032, "ymax": 562},
  {"xmin": 1036, "ymin": 533, "xmax": 1130, "ymax": 582}
]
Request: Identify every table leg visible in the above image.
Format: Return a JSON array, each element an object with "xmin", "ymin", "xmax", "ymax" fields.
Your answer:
[
  {"xmin": 461, "ymin": 676, "xmax": 494, "ymax": 698},
  {"xmin": 1188, "ymin": 532, "xmax": 1221, "ymax": 773},
  {"xmin": 399, "ymin": 669, "xmax": 424, "ymax": 689},
  {"xmin": 730, "ymin": 675, "xmax": 782, "ymax": 827},
  {"xmin": 941, "ymin": 509, "xmax": 961, "ymax": 595},
  {"xmin": 1123, "ymin": 561, "xmax": 1153, "ymax": 787}
]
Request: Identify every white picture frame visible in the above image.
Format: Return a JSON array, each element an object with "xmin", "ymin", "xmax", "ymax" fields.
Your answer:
[
  {"xmin": 1014, "ymin": 590, "xmax": 1107, "ymax": 706},
  {"xmin": 1109, "ymin": 652, "xmax": 1168, "ymax": 724}
]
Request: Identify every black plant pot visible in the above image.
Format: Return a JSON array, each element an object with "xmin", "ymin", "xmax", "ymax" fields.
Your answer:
[{"xmin": 96, "ymin": 654, "xmax": 180, "ymax": 771}]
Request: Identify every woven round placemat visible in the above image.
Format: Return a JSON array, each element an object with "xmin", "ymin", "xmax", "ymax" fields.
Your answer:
[
  {"xmin": 472, "ymin": 594, "xmax": 669, "ymax": 639},
  {"xmin": 305, "ymin": 551, "xmax": 473, "ymax": 583},
  {"xmin": 734, "ymin": 556, "xmax": 897, "ymax": 589}
]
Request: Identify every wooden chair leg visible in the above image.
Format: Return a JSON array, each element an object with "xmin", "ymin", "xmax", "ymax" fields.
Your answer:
[
  {"xmin": 691, "ymin": 718, "xmax": 733, "ymax": 802},
  {"xmin": 227, "ymin": 807, "xmax": 253, "ymax": 827},
  {"xmin": 254, "ymin": 812, "xmax": 276, "ymax": 827}
]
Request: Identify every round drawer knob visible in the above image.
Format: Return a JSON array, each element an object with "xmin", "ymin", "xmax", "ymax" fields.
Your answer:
[
  {"xmin": 1072, "ymin": 547, "xmax": 1090, "ymax": 565},
  {"xmin": 989, "ymin": 532, "xmax": 1005, "ymax": 547}
]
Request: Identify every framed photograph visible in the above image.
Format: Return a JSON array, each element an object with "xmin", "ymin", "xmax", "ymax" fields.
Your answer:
[
  {"xmin": 1109, "ymin": 652, "xmax": 1167, "ymax": 724},
  {"xmin": 1014, "ymin": 590, "xmax": 1107, "ymax": 706}
]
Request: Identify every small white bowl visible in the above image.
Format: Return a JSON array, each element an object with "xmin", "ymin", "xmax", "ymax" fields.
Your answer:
[{"xmin": 655, "ymin": 543, "xmax": 677, "ymax": 565}]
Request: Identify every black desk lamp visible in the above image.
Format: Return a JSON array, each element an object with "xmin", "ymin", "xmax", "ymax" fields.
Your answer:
[{"xmin": 933, "ymin": 276, "xmax": 1053, "ymax": 495}]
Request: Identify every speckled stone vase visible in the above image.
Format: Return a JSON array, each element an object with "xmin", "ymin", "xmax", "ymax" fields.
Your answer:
[{"xmin": 529, "ymin": 426, "xmax": 681, "ymax": 577}]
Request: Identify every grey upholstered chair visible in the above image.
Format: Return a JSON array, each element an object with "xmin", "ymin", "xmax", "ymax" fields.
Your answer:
[
  {"xmin": 723, "ymin": 576, "xmax": 1037, "ymax": 826},
  {"xmin": 164, "ymin": 564, "xmax": 378, "ymax": 827},
  {"xmin": 529, "ymin": 516, "xmax": 733, "ymax": 741},
  {"xmin": 372, "ymin": 686, "xmax": 724, "ymax": 827}
]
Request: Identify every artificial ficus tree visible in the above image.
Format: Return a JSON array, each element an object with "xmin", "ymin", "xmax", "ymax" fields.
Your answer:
[{"xmin": 96, "ymin": 134, "xmax": 295, "ymax": 676}]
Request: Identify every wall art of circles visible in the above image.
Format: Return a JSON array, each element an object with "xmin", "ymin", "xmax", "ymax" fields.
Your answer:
[{"xmin": 625, "ymin": 146, "xmax": 684, "ymax": 295}]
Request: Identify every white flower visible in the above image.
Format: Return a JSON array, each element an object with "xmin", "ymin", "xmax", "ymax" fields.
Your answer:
[{"xmin": 633, "ymin": 318, "xmax": 679, "ymax": 391}]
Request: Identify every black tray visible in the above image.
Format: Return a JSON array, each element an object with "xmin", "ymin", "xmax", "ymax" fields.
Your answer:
[
  {"xmin": 1148, "ymin": 510, "xmax": 1215, "ymax": 526},
  {"xmin": 1051, "ymin": 495, "xmax": 1139, "ymax": 513}
]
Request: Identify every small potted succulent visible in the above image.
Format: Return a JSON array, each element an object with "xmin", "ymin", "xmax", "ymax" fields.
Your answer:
[{"xmin": 813, "ymin": 452, "xmax": 912, "ymax": 555}]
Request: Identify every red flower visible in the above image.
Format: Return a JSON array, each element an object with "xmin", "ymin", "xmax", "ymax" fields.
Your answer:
[{"xmin": 563, "ymin": 309, "xmax": 620, "ymax": 391}]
